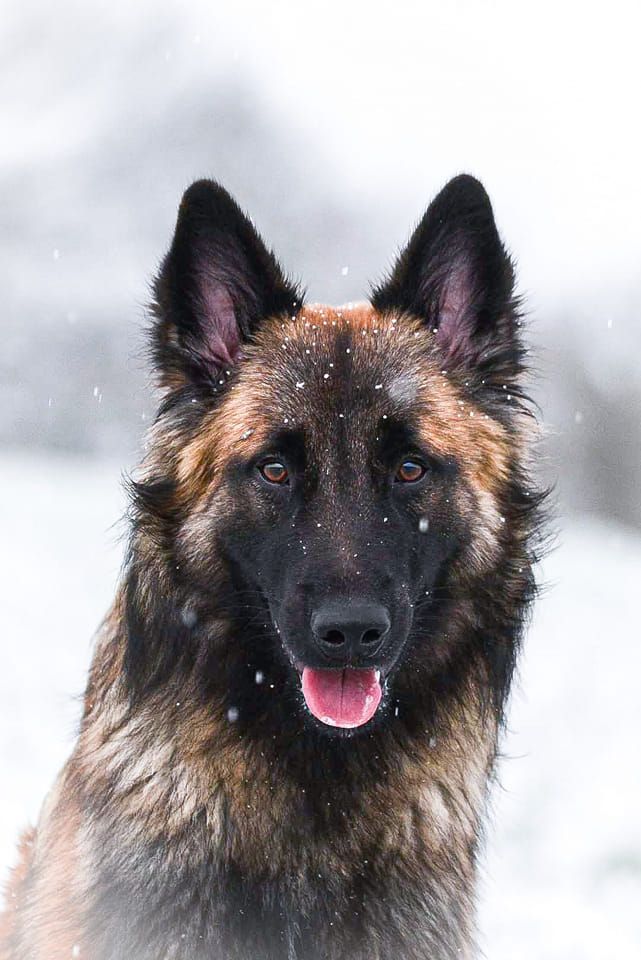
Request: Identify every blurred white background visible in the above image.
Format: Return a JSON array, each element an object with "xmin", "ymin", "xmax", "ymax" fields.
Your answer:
[{"xmin": 1, "ymin": 2, "xmax": 640, "ymax": 956}]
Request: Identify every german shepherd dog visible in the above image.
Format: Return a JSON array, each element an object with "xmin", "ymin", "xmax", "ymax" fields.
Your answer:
[{"xmin": 1, "ymin": 175, "xmax": 543, "ymax": 959}]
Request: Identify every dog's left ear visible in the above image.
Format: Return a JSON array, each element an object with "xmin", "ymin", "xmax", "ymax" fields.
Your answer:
[
  {"xmin": 372, "ymin": 175, "xmax": 519, "ymax": 376},
  {"xmin": 152, "ymin": 180, "xmax": 302, "ymax": 389}
]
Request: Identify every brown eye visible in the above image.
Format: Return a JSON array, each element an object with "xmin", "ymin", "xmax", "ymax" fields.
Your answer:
[
  {"xmin": 396, "ymin": 459, "xmax": 426, "ymax": 483},
  {"xmin": 260, "ymin": 461, "xmax": 289, "ymax": 484}
]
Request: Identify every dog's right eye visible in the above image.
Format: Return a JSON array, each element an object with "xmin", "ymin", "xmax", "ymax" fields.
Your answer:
[{"xmin": 259, "ymin": 461, "xmax": 289, "ymax": 485}]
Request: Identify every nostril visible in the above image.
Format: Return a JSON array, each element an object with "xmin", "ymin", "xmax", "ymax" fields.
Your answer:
[{"xmin": 311, "ymin": 602, "xmax": 390, "ymax": 660}]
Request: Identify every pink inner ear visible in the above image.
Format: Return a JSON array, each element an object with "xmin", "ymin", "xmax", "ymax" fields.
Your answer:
[
  {"xmin": 435, "ymin": 260, "xmax": 476, "ymax": 362},
  {"xmin": 199, "ymin": 281, "xmax": 241, "ymax": 368}
]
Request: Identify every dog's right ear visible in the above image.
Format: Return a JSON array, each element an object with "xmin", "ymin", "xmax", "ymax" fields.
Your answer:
[{"xmin": 152, "ymin": 180, "xmax": 302, "ymax": 389}]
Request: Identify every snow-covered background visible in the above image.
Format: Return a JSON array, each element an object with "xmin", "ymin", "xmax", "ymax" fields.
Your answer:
[{"xmin": 2, "ymin": 2, "xmax": 640, "ymax": 956}]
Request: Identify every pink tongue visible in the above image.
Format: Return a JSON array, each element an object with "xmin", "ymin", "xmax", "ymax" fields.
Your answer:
[{"xmin": 301, "ymin": 667, "xmax": 382, "ymax": 728}]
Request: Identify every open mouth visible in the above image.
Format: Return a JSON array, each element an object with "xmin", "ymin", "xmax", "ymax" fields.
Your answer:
[{"xmin": 300, "ymin": 666, "xmax": 383, "ymax": 728}]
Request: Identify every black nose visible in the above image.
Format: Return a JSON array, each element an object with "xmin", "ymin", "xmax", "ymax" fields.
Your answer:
[{"xmin": 311, "ymin": 601, "xmax": 390, "ymax": 662}]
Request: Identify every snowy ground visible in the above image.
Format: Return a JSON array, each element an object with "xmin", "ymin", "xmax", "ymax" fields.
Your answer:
[{"xmin": 1, "ymin": 452, "xmax": 640, "ymax": 957}]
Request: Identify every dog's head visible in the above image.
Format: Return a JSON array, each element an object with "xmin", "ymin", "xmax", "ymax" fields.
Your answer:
[{"xmin": 127, "ymin": 177, "xmax": 539, "ymax": 739}]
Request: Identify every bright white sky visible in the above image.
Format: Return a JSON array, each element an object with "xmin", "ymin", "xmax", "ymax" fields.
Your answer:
[
  {"xmin": 179, "ymin": 1, "xmax": 641, "ymax": 313},
  {"xmin": 3, "ymin": 0, "xmax": 640, "ymax": 374}
]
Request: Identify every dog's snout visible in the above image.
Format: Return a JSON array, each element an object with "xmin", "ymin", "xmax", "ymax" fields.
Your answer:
[{"xmin": 311, "ymin": 601, "xmax": 390, "ymax": 661}]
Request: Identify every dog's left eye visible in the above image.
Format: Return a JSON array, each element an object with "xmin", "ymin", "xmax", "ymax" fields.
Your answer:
[
  {"xmin": 395, "ymin": 459, "xmax": 426, "ymax": 483},
  {"xmin": 259, "ymin": 461, "xmax": 289, "ymax": 484}
]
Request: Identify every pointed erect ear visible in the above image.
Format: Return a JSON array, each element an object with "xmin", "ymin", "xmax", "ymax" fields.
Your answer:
[
  {"xmin": 371, "ymin": 175, "xmax": 519, "ymax": 376},
  {"xmin": 152, "ymin": 180, "xmax": 302, "ymax": 388}
]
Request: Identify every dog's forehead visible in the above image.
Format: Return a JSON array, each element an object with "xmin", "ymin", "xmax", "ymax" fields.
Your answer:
[{"xmin": 250, "ymin": 303, "xmax": 427, "ymax": 428}]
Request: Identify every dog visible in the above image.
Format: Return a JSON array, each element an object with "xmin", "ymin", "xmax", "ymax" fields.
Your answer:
[{"xmin": 1, "ymin": 175, "xmax": 544, "ymax": 959}]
